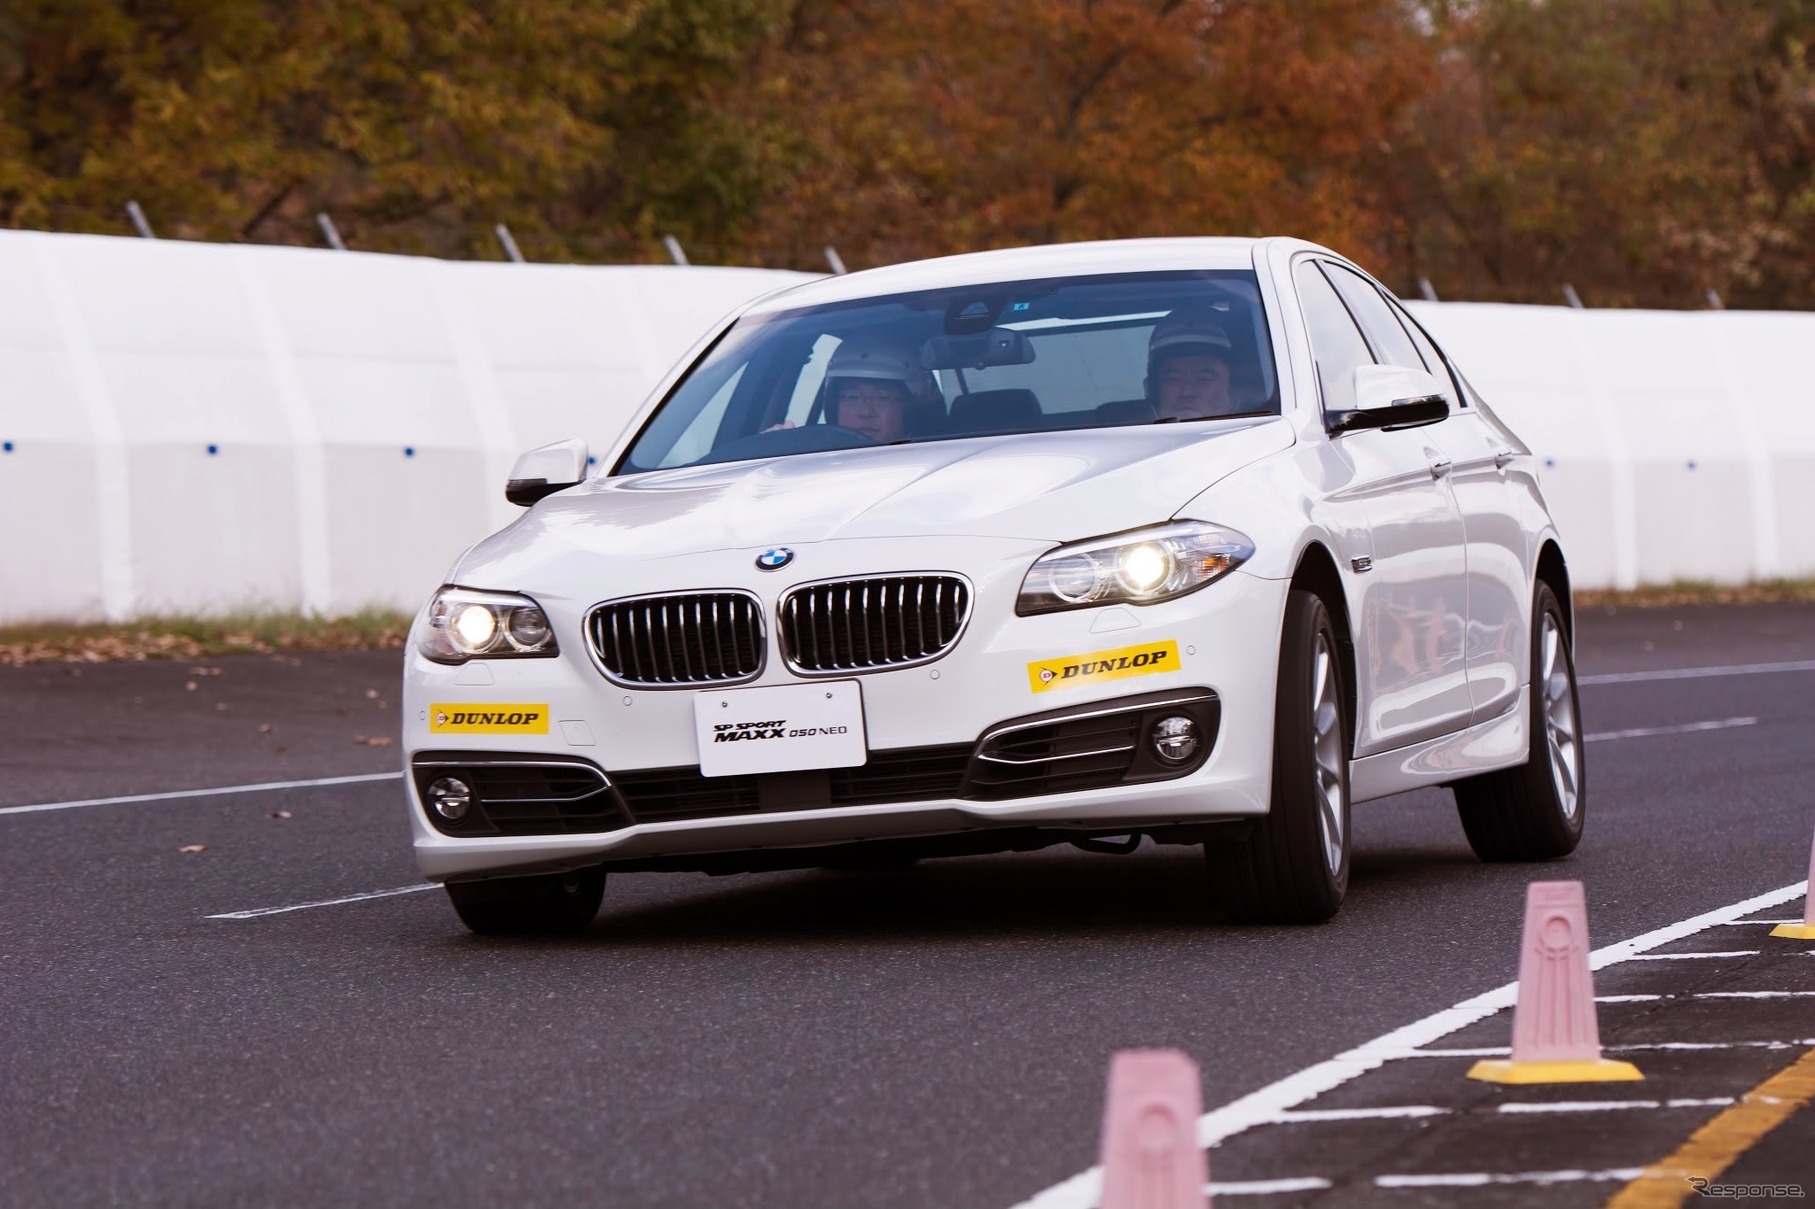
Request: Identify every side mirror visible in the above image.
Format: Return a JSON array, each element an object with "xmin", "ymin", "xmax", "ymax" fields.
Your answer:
[
  {"xmin": 505, "ymin": 438, "xmax": 590, "ymax": 506},
  {"xmin": 1327, "ymin": 364, "xmax": 1450, "ymax": 435}
]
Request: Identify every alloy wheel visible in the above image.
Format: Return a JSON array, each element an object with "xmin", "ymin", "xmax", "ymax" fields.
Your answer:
[
  {"xmin": 1540, "ymin": 612, "xmax": 1581, "ymax": 823},
  {"xmin": 1310, "ymin": 633, "xmax": 1346, "ymax": 874}
]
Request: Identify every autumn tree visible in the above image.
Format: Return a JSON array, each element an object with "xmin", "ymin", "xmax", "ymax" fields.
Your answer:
[
  {"xmin": 739, "ymin": 0, "xmax": 1441, "ymax": 276},
  {"xmin": 0, "ymin": 0, "xmax": 795, "ymax": 260}
]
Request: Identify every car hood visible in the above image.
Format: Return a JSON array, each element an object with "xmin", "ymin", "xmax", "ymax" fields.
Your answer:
[{"xmin": 455, "ymin": 418, "xmax": 1292, "ymax": 580}]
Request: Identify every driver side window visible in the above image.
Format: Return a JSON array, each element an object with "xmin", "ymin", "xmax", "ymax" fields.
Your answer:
[{"xmin": 1293, "ymin": 261, "xmax": 1374, "ymax": 414}]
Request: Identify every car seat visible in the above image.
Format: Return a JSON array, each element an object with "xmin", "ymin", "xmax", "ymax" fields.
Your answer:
[{"xmin": 947, "ymin": 388, "xmax": 1042, "ymax": 435}]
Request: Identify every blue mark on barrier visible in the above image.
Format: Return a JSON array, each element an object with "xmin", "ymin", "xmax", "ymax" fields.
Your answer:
[
  {"xmin": 1544, "ymin": 457, "xmax": 1556, "ymax": 469},
  {"xmin": 1687, "ymin": 459, "xmax": 1698, "ymax": 470},
  {"xmin": 2, "ymin": 441, "xmax": 12, "ymax": 453},
  {"xmin": 207, "ymin": 443, "xmax": 219, "ymax": 456},
  {"xmin": 587, "ymin": 455, "xmax": 597, "ymax": 466},
  {"xmin": 404, "ymin": 446, "xmax": 416, "ymax": 458}
]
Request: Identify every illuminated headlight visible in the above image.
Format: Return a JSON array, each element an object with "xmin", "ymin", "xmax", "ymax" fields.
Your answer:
[
  {"xmin": 420, "ymin": 587, "xmax": 559, "ymax": 663},
  {"xmin": 1017, "ymin": 522, "xmax": 1255, "ymax": 615}
]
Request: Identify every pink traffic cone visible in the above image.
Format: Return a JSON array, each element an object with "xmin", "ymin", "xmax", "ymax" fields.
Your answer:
[
  {"xmin": 1099, "ymin": 1049, "xmax": 1209, "ymax": 1209},
  {"xmin": 1469, "ymin": 880, "xmax": 1643, "ymax": 1084},
  {"xmin": 1770, "ymin": 819, "xmax": 1815, "ymax": 939}
]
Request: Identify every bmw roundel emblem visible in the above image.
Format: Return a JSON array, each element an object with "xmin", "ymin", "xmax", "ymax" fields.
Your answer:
[{"xmin": 756, "ymin": 547, "xmax": 794, "ymax": 571}]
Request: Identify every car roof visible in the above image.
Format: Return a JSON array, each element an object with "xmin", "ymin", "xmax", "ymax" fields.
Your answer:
[{"xmin": 742, "ymin": 237, "xmax": 1284, "ymax": 316}]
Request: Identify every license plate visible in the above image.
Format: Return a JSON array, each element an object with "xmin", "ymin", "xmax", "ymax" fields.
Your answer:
[{"xmin": 693, "ymin": 681, "xmax": 867, "ymax": 777}]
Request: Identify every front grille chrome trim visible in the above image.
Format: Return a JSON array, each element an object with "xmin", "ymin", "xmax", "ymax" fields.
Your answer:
[
  {"xmin": 584, "ymin": 589, "xmax": 766, "ymax": 689},
  {"xmin": 777, "ymin": 572, "xmax": 973, "ymax": 676}
]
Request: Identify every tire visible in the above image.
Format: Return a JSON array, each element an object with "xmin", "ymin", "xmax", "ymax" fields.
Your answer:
[
  {"xmin": 445, "ymin": 867, "xmax": 606, "ymax": 935},
  {"xmin": 1452, "ymin": 582, "xmax": 1585, "ymax": 862},
  {"xmin": 1205, "ymin": 589, "xmax": 1351, "ymax": 923}
]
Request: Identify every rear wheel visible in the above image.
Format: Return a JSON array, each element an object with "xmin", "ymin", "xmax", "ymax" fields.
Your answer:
[
  {"xmin": 1206, "ymin": 589, "xmax": 1350, "ymax": 923},
  {"xmin": 446, "ymin": 867, "xmax": 606, "ymax": 935},
  {"xmin": 1452, "ymin": 582, "xmax": 1584, "ymax": 861}
]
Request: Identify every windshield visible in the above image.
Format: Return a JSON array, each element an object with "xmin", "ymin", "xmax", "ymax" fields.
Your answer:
[{"xmin": 615, "ymin": 270, "xmax": 1276, "ymax": 474}]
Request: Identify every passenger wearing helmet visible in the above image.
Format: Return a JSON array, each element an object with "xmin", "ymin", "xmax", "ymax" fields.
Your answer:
[
  {"xmin": 823, "ymin": 339, "xmax": 936, "ymax": 442},
  {"xmin": 1147, "ymin": 307, "xmax": 1238, "ymax": 421}
]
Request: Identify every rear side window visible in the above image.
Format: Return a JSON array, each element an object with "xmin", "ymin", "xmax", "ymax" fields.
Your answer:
[
  {"xmin": 1293, "ymin": 261, "xmax": 1374, "ymax": 413},
  {"xmin": 1386, "ymin": 298, "xmax": 1464, "ymax": 409},
  {"xmin": 1323, "ymin": 263, "xmax": 1424, "ymax": 372}
]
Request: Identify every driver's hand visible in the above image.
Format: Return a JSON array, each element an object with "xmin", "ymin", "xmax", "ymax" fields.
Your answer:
[{"xmin": 762, "ymin": 420, "xmax": 797, "ymax": 433}]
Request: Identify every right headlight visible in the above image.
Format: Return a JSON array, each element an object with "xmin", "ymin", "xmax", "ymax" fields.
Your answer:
[
  {"xmin": 1016, "ymin": 521, "xmax": 1255, "ymax": 615},
  {"xmin": 419, "ymin": 586, "xmax": 559, "ymax": 664}
]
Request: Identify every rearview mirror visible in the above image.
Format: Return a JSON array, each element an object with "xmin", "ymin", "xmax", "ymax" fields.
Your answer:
[
  {"xmin": 1328, "ymin": 365, "xmax": 1450, "ymax": 435},
  {"xmin": 921, "ymin": 328, "xmax": 1036, "ymax": 371},
  {"xmin": 506, "ymin": 438, "xmax": 589, "ymax": 506}
]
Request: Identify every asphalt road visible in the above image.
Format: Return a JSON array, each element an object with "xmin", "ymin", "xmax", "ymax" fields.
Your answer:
[{"xmin": 2, "ymin": 603, "xmax": 1811, "ymax": 1207}]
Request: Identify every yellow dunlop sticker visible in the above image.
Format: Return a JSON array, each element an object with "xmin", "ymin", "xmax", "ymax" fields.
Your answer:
[
  {"xmin": 1027, "ymin": 640, "xmax": 1181, "ymax": 694},
  {"xmin": 428, "ymin": 704, "xmax": 550, "ymax": 734}
]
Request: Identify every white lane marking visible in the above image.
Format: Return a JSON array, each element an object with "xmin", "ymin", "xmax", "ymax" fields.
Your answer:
[
  {"xmin": 1206, "ymin": 1178, "xmax": 1332, "ymax": 1195},
  {"xmin": 1597, "ymin": 994, "xmax": 1664, "ymax": 1003},
  {"xmin": 1008, "ymin": 878, "xmax": 1808, "ymax": 1209},
  {"xmin": 1584, "ymin": 717, "xmax": 1756, "ymax": 742},
  {"xmin": 1270, "ymin": 1106, "xmax": 1446, "ymax": 1123},
  {"xmin": 1698, "ymin": 991, "xmax": 1815, "ymax": 999},
  {"xmin": 1376, "ymin": 1168, "xmax": 1643, "ymax": 1188},
  {"xmin": 1496, "ymin": 1098, "xmax": 1733, "ymax": 1114},
  {"xmin": 1580, "ymin": 658, "xmax": 1815, "ymax": 685},
  {"xmin": 1716, "ymin": 918, "xmax": 1802, "ymax": 925},
  {"xmin": 207, "ymin": 884, "xmax": 436, "ymax": 919},
  {"xmin": 1627, "ymin": 950, "xmax": 1760, "ymax": 960},
  {"xmin": 0, "ymin": 772, "xmax": 403, "ymax": 817},
  {"xmin": 1401, "ymin": 1047, "xmax": 1509, "ymax": 1058},
  {"xmin": 1608, "ymin": 1039, "xmax": 1815, "ymax": 1052}
]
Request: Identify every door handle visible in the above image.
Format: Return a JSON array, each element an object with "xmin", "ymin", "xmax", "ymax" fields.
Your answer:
[
  {"xmin": 1429, "ymin": 458, "xmax": 1452, "ymax": 480},
  {"xmin": 1493, "ymin": 449, "xmax": 1515, "ymax": 470}
]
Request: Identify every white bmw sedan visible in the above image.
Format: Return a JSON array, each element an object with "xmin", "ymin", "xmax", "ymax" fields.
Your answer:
[{"xmin": 402, "ymin": 237, "xmax": 1583, "ymax": 934}]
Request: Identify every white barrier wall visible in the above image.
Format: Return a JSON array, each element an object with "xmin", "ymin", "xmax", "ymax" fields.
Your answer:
[
  {"xmin": 2, "ymin": 230, "xmax": 1811, "ymax": 622},
  {"xmin": 0, "ymin": 230, "xmax": 812, "ymax": 623},
  {"xmin": 1406, "ymin": 301, "xmax": 1815, "ymax": 591}
]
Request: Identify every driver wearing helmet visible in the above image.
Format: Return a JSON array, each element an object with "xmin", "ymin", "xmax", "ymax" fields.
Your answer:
[
  {"xmin": 824, "ymin": 339, "xmax": 932, "ymax": 442},
  {"xmin": 769, "ymin": 338, "xmax": 937, "ymax": 441},
  {"xmin": 1147, "ymin": 307, "xmax": 1239, "ymax": 421}
]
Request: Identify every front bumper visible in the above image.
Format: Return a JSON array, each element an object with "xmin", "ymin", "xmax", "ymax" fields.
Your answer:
[{"xmin": 402, "ymin": 542, "xmax": 1287, "ymax": 882}]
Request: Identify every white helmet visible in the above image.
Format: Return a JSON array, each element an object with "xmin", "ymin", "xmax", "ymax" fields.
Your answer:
[{"xmin": 825, "ymin": 339, "xmax": 928, "ymax": 398}]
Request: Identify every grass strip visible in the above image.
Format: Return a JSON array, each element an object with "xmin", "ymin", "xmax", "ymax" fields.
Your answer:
[
  {"xmin": 1574, "ymin": 578, "xmax": 1815, "ymax": 609},
  {"xmin": 0, "ymin": 608, "xmax": 412, "ymax": 666},
  {"xmin": 3, "ymin": 579, "xmax": 1812, "ymax": 665}
]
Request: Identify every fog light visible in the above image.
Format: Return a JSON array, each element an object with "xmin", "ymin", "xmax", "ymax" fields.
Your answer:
[
  {"xmin": 1149, "ymin": 715, "xmax": 1201, "ymax": 764},
  {"xmin": 427, "ymin": 776, "xmax": 473, "ymax": 821}
]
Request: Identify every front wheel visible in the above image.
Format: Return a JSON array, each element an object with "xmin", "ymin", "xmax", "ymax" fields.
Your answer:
[
  {"xmin": 1452, "ymin": 582, "xmax": 1585, "ymax": 861},
  {"xmin": 1205, "ymin": 589, "xmax": 1351, "ymax": 923},
  {"xmin": 446, "ymin": 867, "xmax": 606, "ymax": 935}
]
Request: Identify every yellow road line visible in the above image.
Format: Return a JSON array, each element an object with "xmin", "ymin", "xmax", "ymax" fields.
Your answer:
[{"xmin": 1604, "ymin": 1045, "xmax": 1815, "ymax": 1207}]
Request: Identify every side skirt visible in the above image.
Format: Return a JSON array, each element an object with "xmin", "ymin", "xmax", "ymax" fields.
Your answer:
[{"xmin": 1349, "ymin": 686, "xmax": 1529, "ymax": 804}]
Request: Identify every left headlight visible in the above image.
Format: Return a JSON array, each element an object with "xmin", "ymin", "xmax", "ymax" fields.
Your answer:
[
  {"xmin": 1016, "ymin": 521, "xmax": 1255, "ymax": 615},
  {"xmin": 420, "ymin": 587, "xmax": 559, "ymax": 664}
]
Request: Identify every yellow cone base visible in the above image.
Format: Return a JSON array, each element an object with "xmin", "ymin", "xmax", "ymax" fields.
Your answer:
[
  {"xmin": 1467, "ymin": 1058, "xmax": 1644, "ymax": 1085},
  {"xmin": 1769, "ymin": 922, "xmax": 1815, "ymax": 939}
]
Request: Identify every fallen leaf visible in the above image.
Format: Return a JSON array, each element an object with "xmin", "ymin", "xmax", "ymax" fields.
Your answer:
[
  {"xmin": 365, "ymin": 688, "xmax": 380, "ymax": 699},
  {"xmin": 258, "ymin": 723, "xmax": 273, "ymax": 734},
  {"xmin": 178, "ymin": 844, "xmax": 206, "ymax": 854},
  {"xmin": 184, "ymin": 681, "xmax": 198, "ymax": 691},
  {"xmin": 214, "ymin": 702, "xmax": 230, "ymax": 712},
  {"xmin": 269, "ymin": 810, "xmax": 293, "ymax": 820},
  {"xmin": 272, "ymin": 744, "xmax": 287, "ymax": 753},
  {"xmin": 352, "ymin": 735, "xmax": 395, "ymax": 747}
]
